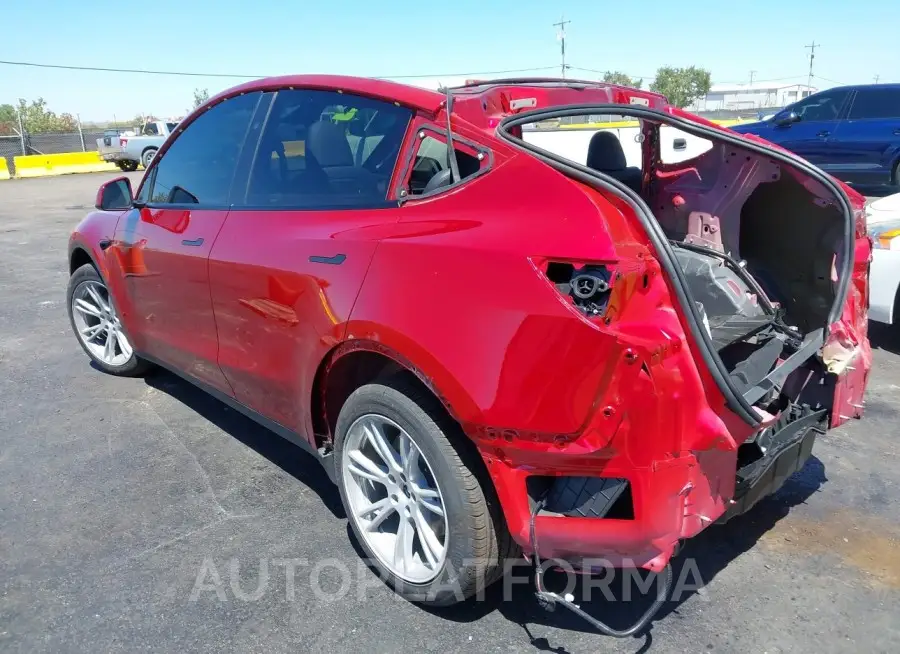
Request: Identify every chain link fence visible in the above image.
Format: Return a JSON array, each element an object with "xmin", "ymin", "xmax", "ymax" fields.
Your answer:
[
  {"xmin": 1, "ymin": 104, "xmax": 134, "ymax": 174},
  {"xmin": 0, "ymin": 127, "xmax": 119, "ymax": 175}
]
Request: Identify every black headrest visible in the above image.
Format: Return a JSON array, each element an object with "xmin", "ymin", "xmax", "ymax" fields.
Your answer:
[
  {"xmin": 586, "ymin": 131, "xmax": 627, "ymax": 172},
  {"xmin": 423, "ymin": 168, "xmax": 453, "ymax": 194},
  {"xmin": 306, "ymin": 121, "xmax": 354, "ymax": 167}
]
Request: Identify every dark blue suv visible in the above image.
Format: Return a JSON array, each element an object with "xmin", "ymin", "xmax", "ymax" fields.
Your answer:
[{"xmin": 731, "ymin": 84, "xmax": 900, "ymax": 186}]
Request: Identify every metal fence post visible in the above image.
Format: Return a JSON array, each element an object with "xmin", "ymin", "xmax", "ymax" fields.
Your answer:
[
  {"xmin": 17, "ymin": 107, "xmax": 26, "ymax": 155},
  {"xmin": 77, "ymin": 114, "xmax": 86, "ymax": 151}
]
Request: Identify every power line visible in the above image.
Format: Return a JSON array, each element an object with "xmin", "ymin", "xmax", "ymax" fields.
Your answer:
[
  {"xmin": 0, "ymin": 59, "xmax": 262, "ymax": 78},
  {"xmin": 382, "ymin": 66, "xmax": 559, "ymax": 79},
  {"xmin": 0, "ymin": 59, "xmax": 559, "ymax": 81},
  {"xmin": 568, "ymin": 66, "xmax": 657, "ymax": 80},
  {"xmin": 813, "ymin": 74, "xmax": 848, "ymax": 86}
]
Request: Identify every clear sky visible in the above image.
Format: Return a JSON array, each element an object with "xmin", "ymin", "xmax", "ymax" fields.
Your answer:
[{"xmin": 2, "ymin": 0, "xmax": 897, "ymax": 122}]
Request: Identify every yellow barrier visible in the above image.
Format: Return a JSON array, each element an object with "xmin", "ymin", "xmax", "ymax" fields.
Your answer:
[
  {"xmin": 0, "ymin": 157, "xmax": 10, "ymax": 181},
  {"xmin": 13, "ymin": 151, "xmax": 118, "ymax": 178}
]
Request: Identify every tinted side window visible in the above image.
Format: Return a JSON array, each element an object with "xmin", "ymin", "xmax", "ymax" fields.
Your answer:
[
  {"xmin": 847, "ymin": 88, "xmax": 900, "ymax": 120},
  {"xmin": 242, "ymin": 89, "xmax": 412, "ymax": 208},
  {"xmin": 791, "ymin": 90, "xmax": 849, "ymax": 121},
  {"xmin": 150, "ymin": 92, "xmax": 259, "ymax": 206}
]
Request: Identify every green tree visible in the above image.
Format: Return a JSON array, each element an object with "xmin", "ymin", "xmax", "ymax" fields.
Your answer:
[
  {"xmin": 649, "ymin": 66, "xmax": 712, "ymax": 108},
  {"xmin": 14, "ymin": 98, "xmax": 77, "ymax": 134},
  {"xmin": 603, "ymin": 71, "xmax": 642, "ymax": 89},
  {"xmin": 0, "ymin": 103, "xmax": 16, "ymax": 135},
  {"xmin": 192, "ymin": 88, "xmax": 210, "ymax": 109}
]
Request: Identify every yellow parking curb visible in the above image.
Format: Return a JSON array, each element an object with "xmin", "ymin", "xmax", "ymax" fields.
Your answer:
[
  {"xmin": 13, "ymin": 152, "xmax": 118, "ymax": 178},
  {"xmin": 0, "ymin": 157, "xmax": 10, "ymax": 180}
]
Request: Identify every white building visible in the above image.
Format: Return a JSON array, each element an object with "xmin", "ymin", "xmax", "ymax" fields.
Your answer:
[{"xmin": 690, "ymin": 82, "xmax": 818, "ymax": 111}]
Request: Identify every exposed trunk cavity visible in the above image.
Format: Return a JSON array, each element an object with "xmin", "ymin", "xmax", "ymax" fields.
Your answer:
[{"xmin": 498, "ymin": 105, "xmax": 861, "ymax": 435}]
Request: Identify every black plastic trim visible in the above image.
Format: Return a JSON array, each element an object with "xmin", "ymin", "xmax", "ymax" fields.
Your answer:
[
  {"xmin": 136, "ymin": 352, "xmax": 336, "ymax": 484},
  {"xmin": 498, "ymin": 104, "xmax": 855, "ymax": 427}
]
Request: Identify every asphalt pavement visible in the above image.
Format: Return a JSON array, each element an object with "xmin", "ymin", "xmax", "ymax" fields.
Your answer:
[{"xmin": 1, "ymin": 173, "xmax": 898, "ymax": 653}]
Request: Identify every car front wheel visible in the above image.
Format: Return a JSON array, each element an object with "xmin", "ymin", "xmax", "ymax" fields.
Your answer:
[
  {"xmin": 67, "ymin": 263, "xmax": 150, "ymax": 376},
  {"xmin": 335, "ymin": 377, "xmax": 515, "ymax": 606}
]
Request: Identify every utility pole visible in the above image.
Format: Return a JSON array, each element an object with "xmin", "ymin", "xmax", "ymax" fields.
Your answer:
[
  {"xmin": 874, "ymin": 74, "xmax": 880, "ymax": 84},
  {"xmin": 805, "ymin": 41, "xmax": 818, "ymax": 91},
  {"xmin": 553, "ymin": 15, "xmax": 571, "ymax": 78},
  {"xmin": 749, "ymin": 70, "xmax": 756, "ymax": 85},
  {"xmin": 16, "ymin": 106, "xmax": 26, "ymax": 156}
]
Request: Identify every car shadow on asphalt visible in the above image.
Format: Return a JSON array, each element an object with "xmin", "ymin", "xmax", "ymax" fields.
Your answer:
[
  {"xmin": 142, "ymin": 369, "xmax": 346, "ymax": 519},
  {"xmin": 426, "ymin": 456, "xmax": 827, "ymax": 652},
  {"xmin": 139, "ymin": 367, "xmax": 827, "ymax": 652}
]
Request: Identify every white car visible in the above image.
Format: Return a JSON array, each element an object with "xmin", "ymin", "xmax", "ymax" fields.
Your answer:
[{"xmin": 867, "ymin": 193, "xmax": 900, "ymax": 325}]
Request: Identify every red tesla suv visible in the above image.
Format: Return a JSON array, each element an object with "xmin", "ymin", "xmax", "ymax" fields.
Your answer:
[{"xmin": 67, "ymin": 75, "xmax": 871, "ymax": 607}]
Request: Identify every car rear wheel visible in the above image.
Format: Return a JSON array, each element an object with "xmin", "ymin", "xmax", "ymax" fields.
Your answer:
[
  {"xmin": 334, "ymin": 376, "xmax": 515, "ymax": 606},
  {"xmin": 892, "ymin": 160, "xmax": 900, "ymax": 187},
  {"xmin": 141, "ymin": 148, "xmax": 157, "ymax": 169},
  {"xmin": 67, "ymin": 263, "xmax": 150, "ymax": 376},
  {"xmin": 116, "ymin": 160, "xmax": 138, "ymax": 172}
]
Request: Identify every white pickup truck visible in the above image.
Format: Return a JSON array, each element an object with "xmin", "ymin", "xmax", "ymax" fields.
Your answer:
[{"xmin": 97, "ymin": 120, "xmax": 178, "ymax": 171}]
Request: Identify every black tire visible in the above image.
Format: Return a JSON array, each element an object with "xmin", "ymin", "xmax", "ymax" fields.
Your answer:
[
  {"xmin": 893, "ymin": 160, "xmax": 900, "ymax": 187},
  {"xmin": 141, "ymin": 148, "xmax": 157, "ymax": 169},
  {"xmin": 116, "ymin": 160, "xmax": 138, "ymax": 172},
  {"xmin": 67, "ymin": 263, "xmax": 151, "ymax": 377},
  {"xmin": 334, "ymin": 376, "xmax": 516, "ymax": 606}
]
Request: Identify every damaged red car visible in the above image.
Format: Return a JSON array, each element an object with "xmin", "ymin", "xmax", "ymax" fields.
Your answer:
[{"xmin": 67, "ymin": 76, "xmax": 871, "ymax": 613}]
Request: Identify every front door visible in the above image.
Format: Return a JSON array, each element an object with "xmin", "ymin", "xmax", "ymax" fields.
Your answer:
[
  {"xmin": 112, "ymin": 206, "xmax": 230, "ymax": 391},
  {"xmin": 771, "ymin": 88, "xmax": 851, "ymax": 165},
  {"xmin": 110, "ymin": 90, "xmax": 264, "ymax": 393},
  {"xmin": 209, "ymin": 88, "xmax": 414, "ymax": 437}
]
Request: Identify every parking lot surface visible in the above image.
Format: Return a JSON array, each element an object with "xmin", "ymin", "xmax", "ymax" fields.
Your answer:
[{"xmin": 1, "ymin": 173, "xmax": 898, "ymax": 653}]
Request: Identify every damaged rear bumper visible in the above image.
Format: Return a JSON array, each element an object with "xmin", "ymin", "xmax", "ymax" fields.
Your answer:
[{"xmin": 480, "ymin": 404, "xmax": 828, "ymax": 571}]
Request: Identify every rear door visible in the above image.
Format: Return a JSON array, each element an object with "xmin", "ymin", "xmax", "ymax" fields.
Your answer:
[
  {"xmin": 209, "ymin": 88, "xmax": 414, "ymax": 436},
  {"xmin": 826, "ymin": 87, "xmax": 900, "ymax": 184},
  {"xmin": 110, "ymin": 91, "xmax": 262, "ymax": 393},
  {"xmin": 772, "ymin": 88, "xmax": 850, "ymax": 164}
]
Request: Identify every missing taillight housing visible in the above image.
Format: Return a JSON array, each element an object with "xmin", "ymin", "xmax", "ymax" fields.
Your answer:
[{"xmin": 541, "ymin": 260, "xmax": 615, "ymax": 318}]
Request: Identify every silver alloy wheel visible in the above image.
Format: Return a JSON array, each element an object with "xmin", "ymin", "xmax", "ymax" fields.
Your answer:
[
  {"xmin": 71, "ymin": 280, "xmax": 133, "ymax": 367},
  {"xmin": 342, "ymin": 414, "xmax": 448, "ymax": 583}
]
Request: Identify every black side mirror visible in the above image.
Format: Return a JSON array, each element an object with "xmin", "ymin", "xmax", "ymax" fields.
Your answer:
[
  {"xmin": 95, "ymin": 177, "xmax": 134, "ymax": 211},
  {"xmin": 774, "ymin": 111, "xmax": 800, "ymax": 127}
]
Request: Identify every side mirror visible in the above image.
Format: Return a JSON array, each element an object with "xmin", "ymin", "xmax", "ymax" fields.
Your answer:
[
  {"xmin": 95, "ymin": 177, "xmax": 134, "ymax": 211},
  {"xmin": 774, "ymin": 111, "xmax": 799, "ymax": 127}
]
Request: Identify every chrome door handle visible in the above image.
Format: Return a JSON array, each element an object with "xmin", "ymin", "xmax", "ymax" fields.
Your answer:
[{"xmin": 181, "ymin": 238, "xmax": 204, "ymax": 247}]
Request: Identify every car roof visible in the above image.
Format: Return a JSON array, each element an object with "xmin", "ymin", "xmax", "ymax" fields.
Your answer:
[
  {"xmin": 215, "ymin": 75, "xmax": 447, "ymax": 114},
  {"xmin": 820, "ymin": 82, "xmax": 900, "ymax": 93}
]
